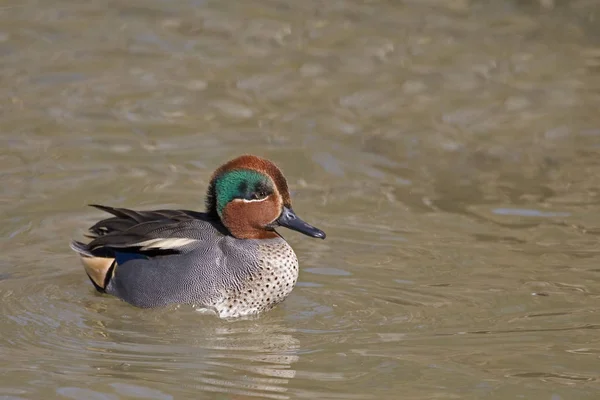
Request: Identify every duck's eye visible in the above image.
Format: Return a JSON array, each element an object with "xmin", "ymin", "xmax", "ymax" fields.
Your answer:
[
  {"xmin": 247, "ymin": 181, "xmax": 271, "ymax": 200},
  {"xmin": 251, "ymin": 190, "xmax": 267, "ymax": 200}
]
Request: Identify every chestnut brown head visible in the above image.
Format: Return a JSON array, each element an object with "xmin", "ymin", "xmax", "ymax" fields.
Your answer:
[{"xmin": 205, "ymin": 155, "xmax": 325, "ymax": 240}]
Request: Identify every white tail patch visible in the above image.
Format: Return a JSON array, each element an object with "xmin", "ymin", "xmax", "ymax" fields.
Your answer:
[{"xmin": 135, "ymin": 238, "xmax": 197, "ymax": 250}]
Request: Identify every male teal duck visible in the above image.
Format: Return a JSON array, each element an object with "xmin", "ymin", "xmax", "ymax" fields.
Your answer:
[{"xmin": 70, "ymin": 155, "xmax": 325, "ymax": 318}]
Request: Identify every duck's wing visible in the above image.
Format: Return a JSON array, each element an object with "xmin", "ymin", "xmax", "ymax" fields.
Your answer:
[
  {"xmin": 71, "ymin": 204, "xmax": 226, "ymax": 258},
  {"xmin": 71, "ymin": 205, "xmax": 229, "ymax": 292}
]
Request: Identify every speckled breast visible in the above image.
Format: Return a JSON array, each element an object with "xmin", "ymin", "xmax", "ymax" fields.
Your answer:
[{"xmin": 214, "ymin": 240, "xmax": 299, "ymax": 318}]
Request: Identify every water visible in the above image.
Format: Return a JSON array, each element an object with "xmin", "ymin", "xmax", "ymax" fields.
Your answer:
[{"xmin": 2, "ymin": 0, "xmax": 600, "ymax": 398}]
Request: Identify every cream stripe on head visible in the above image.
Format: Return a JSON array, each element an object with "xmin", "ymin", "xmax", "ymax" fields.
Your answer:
[{"xmin": 235, "ymin": 196, "xmax": 270, "ymax": 204}]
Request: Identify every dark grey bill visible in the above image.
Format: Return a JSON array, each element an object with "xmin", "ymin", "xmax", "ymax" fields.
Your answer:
[{"xmin": 276, "ymin": 207, "xmax": 326, "ymax": 239}]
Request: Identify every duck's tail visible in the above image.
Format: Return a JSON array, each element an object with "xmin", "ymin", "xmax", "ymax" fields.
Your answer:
[{"xmin": 70, "ymin": 241, "xmax": 115, "ymax": 292}]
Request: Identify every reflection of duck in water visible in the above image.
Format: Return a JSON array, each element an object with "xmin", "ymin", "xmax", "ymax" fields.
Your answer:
[
  {"xmin": 85, "ymin": 310, "xmax": 301, "ymax": 400},
  {"xmin": 194, "ymin": 322, "xmax": 301, "ymax": 399},
  {"xmin": 71, "ymin": 155, "xmax": 325, "ymax": 318}
]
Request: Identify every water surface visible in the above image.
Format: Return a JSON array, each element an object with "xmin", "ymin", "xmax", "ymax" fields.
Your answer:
[{"xmin": 2, "ymin": 0, "xmax": 600, "ymax": 399}]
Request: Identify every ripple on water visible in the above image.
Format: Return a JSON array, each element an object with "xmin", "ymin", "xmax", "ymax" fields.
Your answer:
[
  {"xmin": 3, "ymin": 0, "xmax": 600, "ymax": 398},
  {"xmin": 0, "ymin": 269, "xmax": 309, "ymax": 399}
]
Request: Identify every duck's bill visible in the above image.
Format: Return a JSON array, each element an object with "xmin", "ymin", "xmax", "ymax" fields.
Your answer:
[{"xmin": 276, "ymin": 207, "xmax": 326, "ymax": 239}]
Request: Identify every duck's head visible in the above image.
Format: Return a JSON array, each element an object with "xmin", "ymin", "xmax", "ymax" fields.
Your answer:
[{"xmin": 206, "ymin": 155, "xmax": 326, "ymax": 240}]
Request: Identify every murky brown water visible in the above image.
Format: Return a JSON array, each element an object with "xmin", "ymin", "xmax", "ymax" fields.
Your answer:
[{"xmin": 2, "ymin": 0, "xmax": 600, "ymax": 399}]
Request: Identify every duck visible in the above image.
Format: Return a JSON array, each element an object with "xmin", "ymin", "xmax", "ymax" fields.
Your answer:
[{"xmin": 70, "ymin": 155, "xmax": 325, "ymax": 318}]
